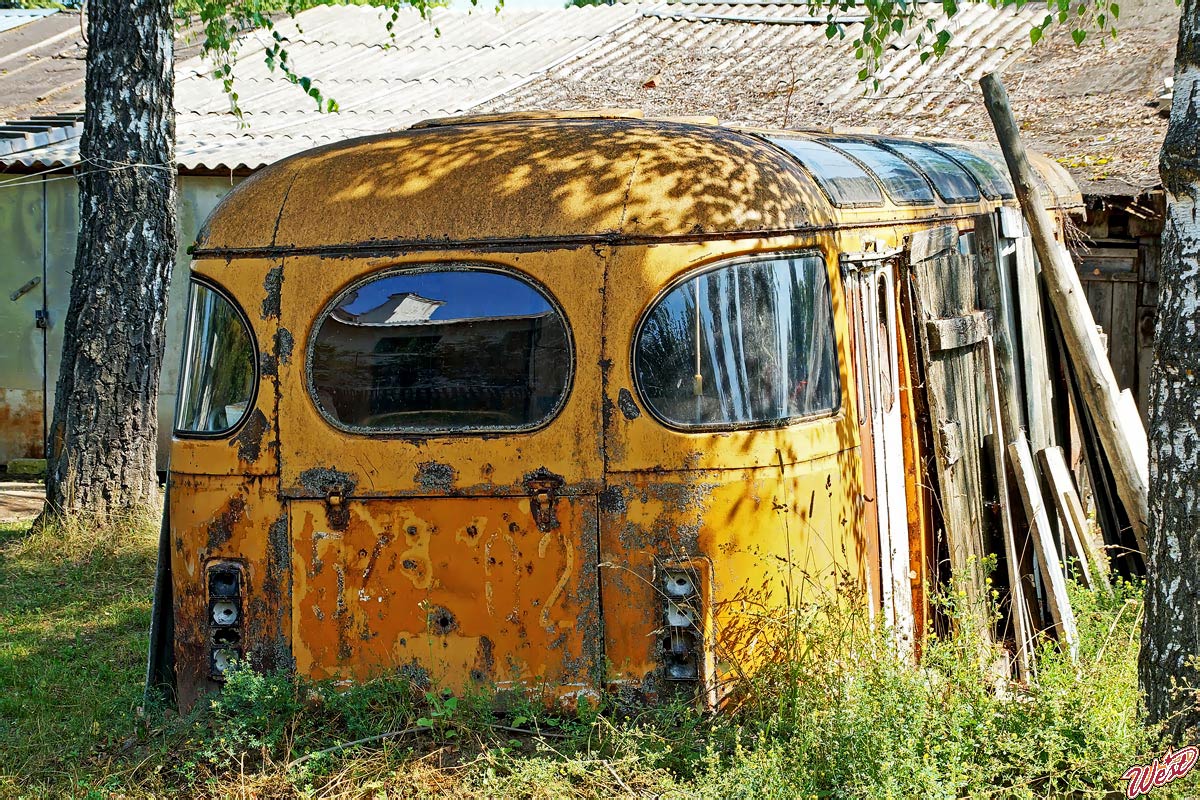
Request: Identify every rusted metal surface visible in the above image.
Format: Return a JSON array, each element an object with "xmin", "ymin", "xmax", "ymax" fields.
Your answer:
[{"xmin": 167, "ymin": 117, "xmax": 1083, "ymax": 708}]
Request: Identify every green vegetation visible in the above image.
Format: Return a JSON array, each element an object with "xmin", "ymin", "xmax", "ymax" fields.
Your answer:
[{"xmin": 0, "ymin": 515, "xmax": 1193, "ymax": 798}]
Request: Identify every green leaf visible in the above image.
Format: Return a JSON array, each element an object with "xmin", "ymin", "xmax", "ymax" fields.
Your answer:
[
  {"xmin": 1071, "ymin": 28, "xmax": 1086, "ymax": 43},
  {"xmin": 1109, "ymin": 2, "xmax": 1120, "ymax": 16},
  {"xmin": 417, "ymin": 717, "xmax": 434, "ymax": 727},
  {"xmin": 1030, "ymin": 26, "xmax": 1043, "ymax": 44}
]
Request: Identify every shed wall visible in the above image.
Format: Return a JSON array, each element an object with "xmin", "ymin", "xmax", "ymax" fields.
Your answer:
[{"xmin": 0, "ymin": 174, "xmax": 239, "ymax": 469}]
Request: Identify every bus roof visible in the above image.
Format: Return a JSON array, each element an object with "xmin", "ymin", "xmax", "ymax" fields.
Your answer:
[{"xmin": 194, "ymin": 113, "xmax": 1081, "ymax": 257}]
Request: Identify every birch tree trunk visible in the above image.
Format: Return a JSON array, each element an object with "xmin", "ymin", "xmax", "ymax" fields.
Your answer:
[
  {"xmin": 1141, "ymin": 0, "xmax": 1200, "ymax": 739},
  {"xmin": 44, "ymin": 0, "xmax": 176, "ymax": 518}
]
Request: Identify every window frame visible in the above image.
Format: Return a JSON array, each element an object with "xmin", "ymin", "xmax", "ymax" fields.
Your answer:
[
  {"xmin": 630, "ymin": 250, "xmax": 844, "ymax": 434},
  {"xmin": 173, "ymin": 275, "xmax": 261, "ymax": 440},
  {"xmin": 305, "ymin": 261, "xmax": 576, "ymax": 438}
]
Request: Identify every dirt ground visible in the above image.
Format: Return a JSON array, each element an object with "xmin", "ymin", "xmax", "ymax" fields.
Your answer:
[{"xmin": 0, "ymin": 481, "xmax": 43, "ymax": 522}]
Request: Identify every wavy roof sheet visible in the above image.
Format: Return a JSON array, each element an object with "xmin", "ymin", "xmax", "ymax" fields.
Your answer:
[
  {"xmin": 1, "ymin": 3, "xmax": 640, "ymax": 171},
  {"xmin": 0, "ymin": 0, "xmax": 1176, "ymax": 192}
]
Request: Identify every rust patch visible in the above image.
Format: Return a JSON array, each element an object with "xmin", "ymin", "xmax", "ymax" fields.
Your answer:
[
  {"xmin": 415, "ymin": 461, "xmax": 455, "ymax": 492},
  {"xmin": 399, "ymin": 659, "xmax": 431, "ymax": 690},
  {"xmin": 470, "ymin": 636, "xmax": 495, "ymax": 683},
  {"xmin": 206, "ymin": 497, "xmax": 247, "ymax": 551},
  {"xmin": 523, "ymin": 467, "xmax": 564, "ymax": 532},
  {"xmin": 598, "ymin": 485, "xmax": 627, "ymax": 515},
  {"xmin": 617, "ymin": 388, "xmax": 641, "ymax": 420},
  {"xmin": 275, "ymin": 328, "xmax": 294, "ymax": 365},
  {"xmin": 231, "ymin": 409, "xmax": 269, "ymax": 463},
  {"xmin": 261, "ymin": 264, "xmax": 283, "ymax": 320},
  {"xmin": 298, "ymin": 467, "xmax": 356, "ymax": 529},
  {"xmin": 426, "ymin": 605, "xmax": 458, "ymax": 635}
]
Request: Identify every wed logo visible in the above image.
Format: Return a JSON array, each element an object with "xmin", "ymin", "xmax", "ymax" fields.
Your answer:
[{"xmin": 1122, "ymin": 746, "xmax": 1199, "ymax": 798}]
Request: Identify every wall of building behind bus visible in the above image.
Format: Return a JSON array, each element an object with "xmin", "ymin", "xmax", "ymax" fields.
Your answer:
[{"xmin": 0, "ymin": 174, "xmax": 240, "ymax": 470}]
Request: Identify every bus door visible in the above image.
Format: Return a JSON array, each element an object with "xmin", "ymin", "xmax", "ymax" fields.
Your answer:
[{"xmin": 844, "ymin": 253, "xmax": 914, "ymax": 651}]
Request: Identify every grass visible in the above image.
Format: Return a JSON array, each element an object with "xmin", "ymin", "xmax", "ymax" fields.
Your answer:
[
  {"xmin": 0, "ymin": 515, "xmax": 157, "ymax": 797},
  {"xmin": 0, "ymin": 512, "xmax": 1195, "ymax": 798}
]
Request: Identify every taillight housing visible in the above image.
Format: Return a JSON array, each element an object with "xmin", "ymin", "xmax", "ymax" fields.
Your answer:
[{"xmin": 207, "ymin": 562, "xmax": 245, "ymax": 680}]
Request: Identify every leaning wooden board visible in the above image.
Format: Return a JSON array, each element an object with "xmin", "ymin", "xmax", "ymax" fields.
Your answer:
[
  {"xmin": 907, "ymin": 225, "xmax": 992, "ymax": 620},
  {"xmin": 1010, "ymin": 434, "xmax": 1080, "ymax": 661}
]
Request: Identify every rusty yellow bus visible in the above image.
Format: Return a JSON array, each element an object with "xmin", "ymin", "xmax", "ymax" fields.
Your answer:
[{"xmin": 147, "ymin": 111, "xmax": 1080, "ymax": 710}]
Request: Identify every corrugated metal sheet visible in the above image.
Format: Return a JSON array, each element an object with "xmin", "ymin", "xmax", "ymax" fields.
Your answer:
[
  {"xmin": 0, "ymin": 0, "xmax": 1173, "ymax": 190},
  {"xmin": 0, "ymin": 9, "xmax": 57, "ymax": 35},
  {"xmin": 2, "ymin": 3, "xmax": 640, "ymax": 171},
  {"xmin": 485, "ymin": 2, "xmax": 1044, "ymax": 133}
]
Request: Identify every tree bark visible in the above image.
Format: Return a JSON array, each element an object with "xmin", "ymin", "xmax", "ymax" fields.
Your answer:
[
  {"xmin": 44, "ymin": 0, "xmax": 176, "ymax": 517},
  {"xmin": 1141, "ymin": 0, "xmax": 1200, "ymax": 739}
]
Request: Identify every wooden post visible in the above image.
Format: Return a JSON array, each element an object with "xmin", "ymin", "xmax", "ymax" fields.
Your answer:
[{"xmin": 981, "ymin": 73, "xmax": 1149, "ymax": 553}]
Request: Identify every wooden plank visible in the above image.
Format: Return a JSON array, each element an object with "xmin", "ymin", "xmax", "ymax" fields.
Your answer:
[
  {"xmin": 974, "ymin": 212, "xmax": 1025, "ymax": 441},
  {"xmin": 982, "ymin": 73, "xmax": 1150, "ymax": 552},
  {"xmin": 1136, "ymin": 306, "xmax": 1155, "ymax": 422},
  {"xmin": 1009, "ymin": 434, "xmax": 1080, "ymax": 661},
  {"xmin": 986, "ymin": 336, "xmax": 1034, "ymax": 680},
  {"xmin": 1038, "ymin": 446, "xmax": 1093, "ymax": 588},
  {"xmin": 1039, "ymin": 445, "xmax": 1113, "ymax": 593},
  {"xmin": 1109, "ymin": 282, "xmax": 1138, "ymax": 391},
  {"xmin": 925, "ymin": 311, "xmax": 990, "ymax": 352},
  {"xmin": 1014, "ymin": 236, "xmax": 1054, "ymax": 454},
  {"xmin": 1118, "ymin": 389, "xmax": 1149, "ymax": 472},
  {"xmin": 909, "ymin": 225, "xmax": 958, "ymax": 263},
  {"xmin": 908, "ymin": 227, "xmax": 991, "ymax": 614}
]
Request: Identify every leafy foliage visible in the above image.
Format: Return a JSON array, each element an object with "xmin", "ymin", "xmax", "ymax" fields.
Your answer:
[{"xmin": 814, "ymin": 0, "xmax": 1120, "ymax": 88}]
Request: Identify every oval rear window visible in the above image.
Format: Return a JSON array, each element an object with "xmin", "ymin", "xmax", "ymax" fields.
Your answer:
[{"xmin": 309, "ymin": 266, "xmax": 572, "ymax": 434}]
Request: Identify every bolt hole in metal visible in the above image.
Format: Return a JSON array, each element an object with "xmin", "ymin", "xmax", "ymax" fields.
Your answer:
[{"xmin": 212, "ymin": 601, "xmax": 239, "ymax": 626}]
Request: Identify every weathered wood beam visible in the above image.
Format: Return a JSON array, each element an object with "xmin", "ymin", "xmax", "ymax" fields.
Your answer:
[
  {"xmin": 981, "ymin": 72, "xmax": 1149, "ymax": 553},
  {"xmin": 1010, "ymin": 434, "xmax": 1080, "ymax": 661}
]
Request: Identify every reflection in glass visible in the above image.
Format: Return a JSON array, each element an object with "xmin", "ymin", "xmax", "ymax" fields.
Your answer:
[
  {"xmin": 878, "ymin": 140, "xmax": 980, "ymax": 203},
  {"xmin": 769, "ymin": 137, "xmax": 885, "ymax": 207},
  {"xmin": 176, "ymin": 283, "xmax": 256, "ymax": 434},
  {"xmin": 635, "ymin": 254, "xmax": 841, "ymax": 428},
  {"xmin": 827, "ymin": 139, "xmax": 935, "ymax": 205},
  {"xmin": 930, "ymin": 143, "xmax": 1015, "ymax": 199},
  {"xmin": 310, "ymin": 268, "xmax": 570, "ymax": 432}
]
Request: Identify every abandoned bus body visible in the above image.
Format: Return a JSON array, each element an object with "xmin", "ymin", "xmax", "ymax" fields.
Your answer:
[{"xmin": 156, "ymin": 112, "xmax": 1081, "ymax": 709}]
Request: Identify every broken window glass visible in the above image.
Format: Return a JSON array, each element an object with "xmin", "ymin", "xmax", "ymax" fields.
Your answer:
[
  {"xmin": 176, "ymin": 281, "xmax": 256, "ymax": 435},
  {"xmin": 635, "ymin": 253, "xmax": 841, "ymax": 429},
  {"xmin": 309, "ymin": 267, "xmax": 571, "ymax": 433},
  {"xmin": 769, "ymin": 137, "xmax": 885, "ymax": 207}
]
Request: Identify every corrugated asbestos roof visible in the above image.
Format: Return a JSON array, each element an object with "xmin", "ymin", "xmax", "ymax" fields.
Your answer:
[
  {"xmin": 0, "ymin": 0, "xmax": 1176, "ymax": 192},
  {"xmin": 0, "ymin": 9, "xmax": 57, "ymax": 35},
  {"xmin": 1, "ymin": 4, "xmax": 641, "ymax": 171}
]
